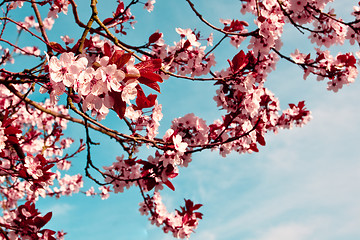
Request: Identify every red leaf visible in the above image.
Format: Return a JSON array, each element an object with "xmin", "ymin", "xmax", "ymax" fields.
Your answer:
[
  {"xmin": 18, "ymin": 168, "xmax": 28, "ymax": 178},
  {"xmin": 223, "ymin": 114, "xmax": 233, "ymax": 126},
  {"xmin": 5, "ymin": 126, "xmax": 21, "ymax": 135},
  {"xmin": 6, "ymin": 135, "xmax": 18, "ymax": 144},
  {"xmin": 135, "ymin": 59, "xmax": 162, "ymax": 73},
  {"xmin": 140, "ymin": 71, "xmax": 163, "ymax": 83},
  {"xmin": 135, "ymin": 87, "xmax": 157, "ymax": 110},
  {"xmin": 138, "ymin": 77, "xmax": 161, "ymax": 92},
  {"xmin": 103, "ymin": 42, "xmax": 112, "ymax": 57},
  {"xmin": 256, "ymin": 132, "xmax": 266, "ymax": 146},
  {"xmin": 36, "ymin": 154, "xmax": 47, "ymax": 163},
  {"xmin": 164, "ymin": 180, "xmax": 175, "ymax": 191},
  {"xmin": 249, "ymin": 143, "xmax": 259, "ymax": 152},
  {"xmin": 148, "ymin": 32, "xmax": 162, "ymax": 44},
  {"xmin": 337, "ymin": 53, "xmax": 356, "ymax": 67},
  {"xmin": 49, "ymin": 42, "xmax": 66, "ymax": 53},
  {"xmin": 103, "ymin": 18, "xmax": 114, "ymax": 26},
  {"xmin": 109, "ymin": 50, "xmax": 132, "ymax": 69},
  {"xmin": 192, "ymin": 203, "xmax": 203, "ymax": 211},
  {"xmin": 187, "ymin": 219, "xmax": 197, "ymax": 226},
  {"xmin": 145, "ymin": 178, "xmax": 156, "ymax": 191},
  {"xmin": 138, "ymin": 71, "xmax": 163, "ymax": 92},
  {"xmin": 185, "ymin": 199, "xmax": 193, "ymax": 210},
  {"xmin": 223, "ymin": 19, "xmax": 248, "ymax": 32},
  {"xmin": 316, "ymin": 53, "xmax": 325, "ymax": 62},
  {"xmin": 34, "ymin": 212, "xmax": 52, "ymax": 228},
  {"xmin": 298, "ymin": 101, "xmax": 305, "ymax": 109},
  {"xmin": 288, "ymin": 103, "xmax": 296, "ymax": 108},
  {"xmin": 42, "ymin": 163, "xmax": 55, "ymax": 172},
  {"xmin": 109, "ymin": 91, "xmax": 126, "ymax": 119},
  {"xmin": 141, "ymin": 169, "xmax": 151, "ymax": 178},
  {"xmin": 195, "ymin": 212, "xmax": 203, "ymax": 219},
  {"xmin": 115, "ymin": 2, "xmax": 125, "ymax": 16},
  {"xmin": 183, "ymin": 40, "xmax": 191, "ymax": 49},
  {"xmin": 230, "ymin": 50, "xmax": 248, "ymax": 73}
]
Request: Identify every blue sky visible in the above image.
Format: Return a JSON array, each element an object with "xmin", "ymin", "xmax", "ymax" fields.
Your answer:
[{"xmin": 6, "ymin": 0, "xmax": 360, "ymax": 239}]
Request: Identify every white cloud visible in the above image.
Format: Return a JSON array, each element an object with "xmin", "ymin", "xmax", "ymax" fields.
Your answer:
[
  {"xmin": 255, "ymin": 223, "xmax": 313, "ymax": 240},
  {"xmin": 43, "ymin": 203, "xmax": 74, "ymax": 217}
]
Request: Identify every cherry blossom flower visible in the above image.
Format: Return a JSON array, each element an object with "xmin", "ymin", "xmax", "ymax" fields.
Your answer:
[
  {"xmin": 48, "ymin": 52, "xmax": 88, "ymax": 88},
  {"xmin": 42, "ymin": 17, "xmax": 55, "ymax": 30},
  {"xmin": 85, "ymin": 187, "xmax": 96, "ymax": 197},
  {"xmin": 173, "ymin": 135, "xmax": 188, "ymax": 153},
  {"xmin": 60, "ymin": 35, "xmax": 74, "ymax": 45},
  {"xmin": 175, "ymin": 28, "xmax": 201, "ymax": 47},
  {"xmin": 99, "ymin": 186, "xmax": 111, "ymax": 200},
  {"xmin": 9, "ymin": 0, "xmax": 24, "ymax": 9},
  {"xmin": 56, "ymin": 160, "xmax": 71, "ymax": 171},
  {"xmin": 207, "ymin": 33, "xmax": 213, "ymax": 46},
  {"xmin": 17, "ymin": 16, "xmax": 37, "ymax": 30},
  {"xmin": 144, "ymin": 0, "xmax": 156, "ymax": 12},
  {"xmin": 24, "ymin": 156, "xmax": 43, "ymax": 180},
  {"xmin": 95, "ymin": 56, "xmax": 125, "ymax": 92},
  {"xmin": 121, "ymin": 80, "xmax": 138, "ymax": 104}
]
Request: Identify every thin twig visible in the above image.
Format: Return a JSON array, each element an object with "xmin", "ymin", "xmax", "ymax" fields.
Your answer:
[
  {"xmin": 30, "ymin": 0, "xmax": 52, "ymax": 53},
  {"xmin": 185, "ymin": 0, "xmax": 257, "ymax": 37}
]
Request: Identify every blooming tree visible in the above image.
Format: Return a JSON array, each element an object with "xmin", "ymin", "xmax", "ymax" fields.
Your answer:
[{"xmin": 0, "ymin": 0, "xmax": 358, "ymax": 239}]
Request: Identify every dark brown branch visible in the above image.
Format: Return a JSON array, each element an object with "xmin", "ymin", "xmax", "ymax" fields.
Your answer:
[
  {"xmin": 188, "ymin": 117, "xmax": 261, "ymax": 154},
  {"xmin": 0, "ymin": 17, "xmax": 48, "ymax": 44},
  {"xmin": 4, "ymin": 83, "xmax": 167, "ymax": 148},
  {"xmin": 30, "ymin": 0, "xmax": 52, "ymax": 53},
  {"xmin": 185, "ymin": 0, "xmax": 258, "ymax": 37}
]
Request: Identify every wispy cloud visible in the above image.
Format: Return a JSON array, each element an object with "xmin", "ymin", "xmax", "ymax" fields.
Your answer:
[
  {"xmin": 183, "ymin": 80, "xmax": 360, "ymax": 240},
  {"xmin": 43, "ymin": 203, "xmax": 74, "ymax": 217},
  {"xmin": 255, "ymin": 222, "xmax": 313, "ymax": 240}
]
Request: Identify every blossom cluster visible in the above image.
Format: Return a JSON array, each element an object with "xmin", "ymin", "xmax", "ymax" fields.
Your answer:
[
  {"xmin": 44, "ymin": 38, "xmax": 163, "ymax": 120},
  {"xmin": 0, "ymin": 83, "xmax": 83, "ymax": 238},
  {"xmin": 139, "ymin": 192, "xmax": 202, "ymax": 239},
  {"xmin": 150, "ymin": 28, "xmax": 216, "ymax": 78},
  {"xmin": 0, "ymin": 201, "xmax": 65, "ymax": 240},
  {"xmin": 290, "ymin": 49, "xmax": 358, "ymax": 92}
]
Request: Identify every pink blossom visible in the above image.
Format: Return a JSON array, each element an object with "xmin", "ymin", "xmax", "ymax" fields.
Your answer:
[
  {"xmin": 99, "ymin": 186, "xmax": 111, "ymax": 200},
  {"xmin": 0, "ymin": 123, "xmax": 7, "ymax": 152},
  {"xmin": 56, "ymin": 174, "xmax": 83, "ymax": 196},
  {"xmin": 48, "ymin": 0, "xmax": 69, "ymax": 18},
  {"xmin": 175, "ymin": 28, "xmax": 201, "ymax": 47},
  {"xmin": 24, "ymin": 156, "xmax": 43, "ymax": 180},
  {"xmin": 144, "ymin": 0, "xmax": 156, "ymax": 12},
  {"xmin": 9, "ymin": 1, "xmax": 24, "ymax": 9},
  {"xmin": 95, "ymin": 56, "xmax": 125, "ymax": 92},
  {"xmin": 17, "ymin": 16, "xmax": 37, "ymax": 30},
  {"xmin": 125, "ymin": 106, "xmax": 142, "ymax": 121},
  {"xmin": 163, "ymin": 129, "xmax": 174, "ymax": 142},
  {"xmin": 42, "ymin": 17, "xmax": 55, "ymax": 30},
  {"xmin": 173, "ymin": 134, "xmax": 188, "ymax": 153},
  {"xmin": 121, "ymin": 80, "xmax": 138, "ymax": 104},
  {"xmin": 60, "ymin": 35, "xmax": 74, "ymax": 45},
  {"xmin": 16, "ymin": 46, "xmax": 40, "ymax": 56},
  {"xmin": 48, "ymin": 52, "xmax": 88, "ymax": 88},
  {"xmin": 290, "ymin": 49, "xmax": 308, "ymax": 64},
  {"xmin": 56, "ymin": 160, "xmax": 71, "ymax": 171},
  {"xmin": 207, "ymin": 33, "xmax": 213, "ymax": 46},
  {"xmin": 85, "ymin": 187, "xmax": 96, "ymax": 196}
]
